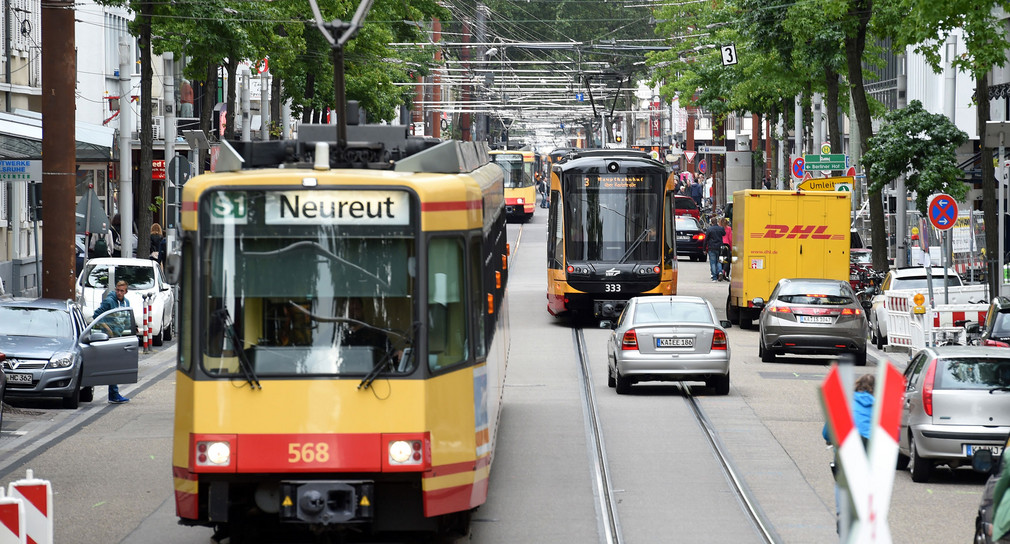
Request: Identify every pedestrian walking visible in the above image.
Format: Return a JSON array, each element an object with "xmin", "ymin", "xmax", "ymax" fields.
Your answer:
[{"xmin": 704, "ymin": 217, "xmax": 725, "ymax": 281}]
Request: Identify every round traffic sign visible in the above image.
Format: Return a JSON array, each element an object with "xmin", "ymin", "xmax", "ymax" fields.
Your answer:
[
  {"xmin": 821, "ymin": 142, "xmax": 831, "ymax": 154},
  {"xmin": 792, "ymin": 157, "xmax": 805, "ymax": 179},
  {"xmin": 927, "ymin": 193, "xmax": 958, "ymax": 230},
  {"xmin": 698, "ymin": 159, "xmax": 707, "ymax": 174}
]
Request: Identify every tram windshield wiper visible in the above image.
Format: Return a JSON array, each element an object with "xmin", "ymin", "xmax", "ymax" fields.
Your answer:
[
  {"xmin": 213, "ymin": 308, "xmax": 261, "ymax": 390},
  {"xmin": 990, "ymin": 386, "xmax": 1010, "ymax": 394},
  {"xmin": 358, "ymin": 321, "xmax": 419, "ymax": 391},
  {"xmin": 619, "ymin": 228, "xmax": 653, "ymax": 264}
]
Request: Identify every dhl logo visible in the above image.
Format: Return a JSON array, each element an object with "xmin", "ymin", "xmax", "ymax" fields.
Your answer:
[{"xmin": 749, "ymin": 224, "xmax": 845, "ymax": 240}]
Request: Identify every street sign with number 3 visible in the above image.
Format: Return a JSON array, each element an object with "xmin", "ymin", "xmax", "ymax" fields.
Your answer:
[{"xmin": 721, "ymin": 45, "xmax": 738, "ymax": 66}]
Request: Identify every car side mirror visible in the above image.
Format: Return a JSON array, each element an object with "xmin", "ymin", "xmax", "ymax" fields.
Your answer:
[
  {"xmin": 82, "ymin": 331, "xmax": 110, "ymax": 344},
  {"xmin": 720, "ymin": 320, "xmax": 731, "ymax": 328},
  {"xmin": 972, "ymin": 449, "xmax": 994, "ymax": 474}
]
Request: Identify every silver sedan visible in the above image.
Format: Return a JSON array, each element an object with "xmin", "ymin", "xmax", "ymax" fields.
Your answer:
[{"xmin": 606, "ymin": 296, "xmax": 731, "ymax": 395}]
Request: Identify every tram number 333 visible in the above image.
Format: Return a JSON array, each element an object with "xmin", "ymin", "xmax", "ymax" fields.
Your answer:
[
  {"xmin": 604, "ymin": 284, "xmax": 622, "ymax": 293},
  {"xmin": 288, "ymin": 442, "xmax": 331, "ymax": 463}
]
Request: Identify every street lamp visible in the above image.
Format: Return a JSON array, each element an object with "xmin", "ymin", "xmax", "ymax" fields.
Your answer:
[{"xmin": 985, "ymin": 121, "xmax": 1010, "ymax": 296}]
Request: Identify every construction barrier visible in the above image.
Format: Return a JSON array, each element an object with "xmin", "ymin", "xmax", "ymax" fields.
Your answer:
[
  {"xmin": 886, "ymin": 291, "xmax": 988, "ymax": 352},
  {"xmin": 6, "ymin": 470, "xmax": 51, "ymax": 544},
  {"xmin": 0, "ymin": 488, "xmax": 25, "ymax": 544}
]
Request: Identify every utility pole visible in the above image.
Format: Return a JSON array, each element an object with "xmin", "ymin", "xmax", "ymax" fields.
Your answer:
[
  {"xmin": 119, "ymin": 38, "xmax": 134, "ymax": 258},
  {"xmin": 895, "ymin": 54, "xmax": 907, "ymax": 267},
  {"xmin": 41, "ymin": 0, "xmax": 76, "ymax": 298},
  {"xmin": 241, "ymin": 68, "xmax": 251, "ymax": 142},
  {"xmin": 260, "ymin": 67, "xmax": 271, "ymax": 140},
  {"xmin": 164, "ymin": 52, "xmax": 176, "ymax": 179}
]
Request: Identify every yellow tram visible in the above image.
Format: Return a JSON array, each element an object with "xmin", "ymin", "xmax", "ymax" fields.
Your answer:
[
  {"xmin": 546, "ymin": 149, "xmax": 678, "ymax": 319},
  {"xmin": 489, "ymin": 149, "xmax": 537, "ymax": 222},
  {"xmin": 170, "ymin": 128, "xmax": 510, "ymax": 541}
]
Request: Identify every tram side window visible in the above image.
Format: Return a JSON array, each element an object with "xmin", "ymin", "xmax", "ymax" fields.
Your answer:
[
  {"xmin": 470, "ymin": 236, "xmax": 487, "ymax": 359},
  {"xmin": 428, "ymin": 237, "xmax": 467, "ymax": 371}
]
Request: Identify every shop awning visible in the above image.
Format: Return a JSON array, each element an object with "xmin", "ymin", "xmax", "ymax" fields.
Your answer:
[{"xmin": 0, "ymin": 110, "xmax": 115, "ymax": 161}]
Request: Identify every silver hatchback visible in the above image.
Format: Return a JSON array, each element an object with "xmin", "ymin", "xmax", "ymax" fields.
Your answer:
[
  {"xmin": 758, "ymin": 278, "xmax": 868, "ymax": 365},
  {"xmin": 606, "ymin": 296, "xmax": 731, "ymax": 395},
  {"xmin": 900, "ymin": 346, "xmax": 1010, "ymax": 483}
]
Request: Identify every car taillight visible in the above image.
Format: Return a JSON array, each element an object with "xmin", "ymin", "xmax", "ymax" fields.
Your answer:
[
  {"xmin": 622, "ymin": 330, "xmax": 638, "ymax": 350},
  {"xmin": 922, "ymin": 358, "xmax": 937, "ymax": 417},
  {"xmin": 984, "ymin": 339, "xmax": 1010, "ymax": 348},
  {"xmin": 841, "ymin": 308, "xmax": 862, "ymax": 315},
  {"xmin": 767, "ymin": 305, "xmax": 792, "ymax": 314},
  {"xmin": 693, "ymin": 233, "xmax": 705, "ymax": 241},
  {"xmin": 711, "ymin": 329, "xmax": 727, "ymax": 350}
]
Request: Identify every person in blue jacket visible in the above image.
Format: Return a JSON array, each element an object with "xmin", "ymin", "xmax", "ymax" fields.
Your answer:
[
  {"xmin": 94, "ymin": 280, "xmax": 131, "ymax": 404},
  {"xmin": 823, "ymin": 372, "xmax": 875, "ymax": 533}
]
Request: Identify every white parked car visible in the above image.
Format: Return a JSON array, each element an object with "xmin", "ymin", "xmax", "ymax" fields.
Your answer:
[{"xmin": 75, "ymin": 257, "xmax": 175, "ymax": 345}]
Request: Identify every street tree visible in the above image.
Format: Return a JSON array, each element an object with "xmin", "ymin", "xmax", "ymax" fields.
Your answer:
[
  {"xmin": 885, "ymin": 0, "xmax": 1010, "ymax": 299},
  {"xmin": 861, "ymin": 100, "xmax": 969, "ymax": 215}
]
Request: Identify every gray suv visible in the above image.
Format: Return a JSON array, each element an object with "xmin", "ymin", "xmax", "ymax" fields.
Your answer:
[{"xmin": 0, "ymin": 299, "xmax": 139, "ymax": 408}]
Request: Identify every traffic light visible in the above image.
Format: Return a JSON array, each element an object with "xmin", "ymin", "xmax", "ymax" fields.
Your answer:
[{"xmin": 616, "ymin": 135, "xmax": 622, "ymax": 143}]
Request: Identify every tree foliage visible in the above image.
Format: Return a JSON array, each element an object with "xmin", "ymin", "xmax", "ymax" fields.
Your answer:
[{"xmin": 862, "ymin": 100, "xmax": 969, "ymax": 214}]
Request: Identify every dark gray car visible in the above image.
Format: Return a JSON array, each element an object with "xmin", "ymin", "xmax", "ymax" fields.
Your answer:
[
  {"xmin": 758, "ymin": 278, "xmax": 868, "ymax": 365},
  {"xmin": 0, "ymin": 299, "xmax": 139, "ymax": 408}
]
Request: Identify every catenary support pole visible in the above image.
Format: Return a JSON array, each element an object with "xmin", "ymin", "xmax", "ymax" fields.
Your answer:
[{"xmin": 119, "ymin": 38, "xmax": 134, "ymax": 259}]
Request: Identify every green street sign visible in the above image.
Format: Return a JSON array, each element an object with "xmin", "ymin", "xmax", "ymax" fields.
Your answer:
[{"xmin": 803, "ymin": 154, "xmax": 848, "ymax": 171}]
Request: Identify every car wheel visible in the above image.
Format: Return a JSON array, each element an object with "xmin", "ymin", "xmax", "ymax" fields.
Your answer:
[
  {"xmin": 162, "ymin": 320, "xmax": 173, "ymax": 342},
  {"xmin": 759, "ymin": 340, "xmax": 776, "ymax": 362},
  {"xmin": 80, "ymin": 386, "xmax": 94, "ymax": 403},
  {"xmin": 896, "ymin": 451, "xmax": 910, "ymax": 470},
  {"xmin": 709, "ymin": 373, "xmax": 730, "ymax": 395},
  {"xmin": 62, "ymin": 378, "xmax": 81, "ymax": 410},
  {"xmin": 153, "ymin": 327, "xmax": 164, "ymax": 347},
  {"xmin": 875, "ymin": 323, "xmax": 885, "ymax": 350},
  {"xmin": 855, "ymin": 349, "xmax": 867, "ymax": 366},
  {"xmin": 739, "ymin": 312, "xmax": 752, "ymax": 330},
  {"xmin": 615, "ymin": 370, "xmax": 632, "ymax": 395},
  {"xmin": 607, "ymin": 363, "xmax": 616, "ymax": 388},
  {"xmin": 909, "ymin": 435, "xmax": 931, "ymax": 483}
]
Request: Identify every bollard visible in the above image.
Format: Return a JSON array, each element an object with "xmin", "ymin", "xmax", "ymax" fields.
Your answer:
[
  {"xmin": 7, "ymin": 470, "xmax": 51, "ymax": 544},
  {"xmin": 142, "ymin": 295, "xmax": 150, "ymax": 353},
  {"xmin": 146, "ymin": 294, "xmax": 154, "ymax": 350},
  {"xmin": 0, "ymin": 488, "xmax": 25, "ymax": 544}
]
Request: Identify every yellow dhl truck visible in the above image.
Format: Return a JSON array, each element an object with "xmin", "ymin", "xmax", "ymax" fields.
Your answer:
[{"xmin": 726, "ymin": 190, "xmax": 851, "ymax": 328}]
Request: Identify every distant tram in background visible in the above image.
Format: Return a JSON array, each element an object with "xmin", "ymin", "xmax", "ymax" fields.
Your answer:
[
  {"xmin": 546, "ymin": 149, "xmax": 678, "ymax": 320},
  {"xmin": 489, "ymin": 149, "xmax": 537, "ymax": 222},
  {"xmin": 170, "ymin": 125, "xmax": 511, "ymax": 541}
]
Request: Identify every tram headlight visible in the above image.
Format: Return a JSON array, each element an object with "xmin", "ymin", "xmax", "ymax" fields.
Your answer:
[
  {"xmin": 195, "ymin": 439, "xmax": 233, "ymax": 467},
  {"xmin": 389, "ymin": 440, "xmax": 413, "ymax": 463}
]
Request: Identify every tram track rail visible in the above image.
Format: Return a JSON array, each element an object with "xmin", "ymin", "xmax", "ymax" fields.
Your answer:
[{"xmin": 572, "ymin": 327, "xmax": 778, "ymax": 544}]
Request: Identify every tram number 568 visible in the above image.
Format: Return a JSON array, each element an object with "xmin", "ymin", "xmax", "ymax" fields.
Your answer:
[
  {"xmin": 288, "ymin": 442, "xmax": 331, "ymax": 463},
  {"xmin": 604, "ymin": 284, "xmax": 622, "ymax": 292}
]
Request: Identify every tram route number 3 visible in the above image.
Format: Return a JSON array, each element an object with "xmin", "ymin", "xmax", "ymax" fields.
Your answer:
[
  {"xmin": 721, "ymin": 44, "xmax": 738, "ymax": 66},
  {"xmin": 604, "ymin": 284, "xmax": 622, "ymax": 292},
  {"xmin": 288, "ymin": 442, "xmax": 331, "ymax": 463}
]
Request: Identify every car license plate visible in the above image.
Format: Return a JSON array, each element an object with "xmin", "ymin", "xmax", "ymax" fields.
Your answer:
[
  {"xmin": 657, "ymin": 337, "xmax": 693, "ymax": 348},
  {"xmin": 798, "ymin": 315, "xmax": 833, "ymax": 324},
  {"xmin": 6, "ymin": 372, "xmax": 32, "ymax": 385},
  {"xmin": 677, "ymin": 236, "xmax": 690, "ymax": 241},
  {"xmin": 965, "ymin": 444, "xmax": 1003, "ymax": 456}
]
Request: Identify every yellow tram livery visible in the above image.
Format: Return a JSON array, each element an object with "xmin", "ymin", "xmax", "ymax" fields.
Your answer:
[
  {"xmin": 546, "ymin": 149, "xmax": 678, "ymax": 320},
  {"xmin": 489, "ymin": 149, "xmax": 537, "ymax": 222},
  {"xmin": 170, "ymin": 126, "xmax": 510, "ymax": 541}
]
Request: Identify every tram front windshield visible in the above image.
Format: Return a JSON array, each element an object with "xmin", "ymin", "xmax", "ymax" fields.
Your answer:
[
  {"xmin": 564, "ymin": 171, "xmax": 661, "ymax": 262},
  {"xmin": 198, "ymin": 189, "xmax": 416, "ymax": 378},
  {"xmin": 493, "ymin": 154, "xmax": 534, "ymax": 189}
]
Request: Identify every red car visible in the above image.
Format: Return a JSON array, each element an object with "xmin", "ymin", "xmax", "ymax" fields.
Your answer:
[{"xmin": 674, "ymin": 195, "xmax": 700, "ymax": 219}]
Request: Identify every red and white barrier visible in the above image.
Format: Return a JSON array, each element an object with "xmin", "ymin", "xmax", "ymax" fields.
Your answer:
[
  {"xmin": 7, "ymin": 470, "xmax": 51, "ymax": 544},
  {"xmin": 932, "ymin": 308, "xmax": 987, "ymax": 328},
  {"xmin": 0, "ymin": 488, "xmax": 25, "ymax": 544},
  {"xmin": 142, "ymin": 295, "xmax": 152, "ymax": 353}
]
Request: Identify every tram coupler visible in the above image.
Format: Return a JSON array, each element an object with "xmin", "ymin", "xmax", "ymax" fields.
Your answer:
[
  {"xmin": 594, "ymin": 299, "xmax": 627, "ymax": 320},
  {"xmin": 279, "ymin": 480, "xmax": 374, "ymax": 525}
]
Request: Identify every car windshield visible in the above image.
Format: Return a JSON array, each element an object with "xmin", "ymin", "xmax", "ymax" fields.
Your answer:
[
  {"xmin": 935, "ymin": 358, "xmax": 1010, "ymax": 389},
  {"xmin": 675, "ymin": 198, "xmax": 697, "ymax": 210},
  {"xmin": 892, "ymin": 275, "xmax": 960, "ymax": 290},
  {"xmin": 992, "ymin": 312, "xmax": 1010, "ymax": 336},
  {"xmin": 117, "ymin": 265, "xmax": 156, "ymax": 290},
  {"xmin": 634, "ymin": 301, "xmax": 711, "ymax": 324},
  {"xmin": 84, "ymin": 264, "xmax": 110, "ymax": 289},
  {"xmin": 0, "ymin": 307, "xmax": 74, "ymax": 338},
  {"xmin": 675, "ymin": 217, "xmax": 701, "ymax": 230},
  {"xmin": 777, "ymin": 283, "xmax": 852, "ymax": 305},
  {"xmin": 851, "ymin": 252, "xmax": 872, "ymax": 264}
]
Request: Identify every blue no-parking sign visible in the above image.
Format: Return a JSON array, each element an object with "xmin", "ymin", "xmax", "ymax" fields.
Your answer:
[
  {"xmin": 927, "ymin": 193, "xmax": 957, "ymax": 230},
  {"xmin": 698, "ymin": 159, "xmax": 707, "ymax": 174}
]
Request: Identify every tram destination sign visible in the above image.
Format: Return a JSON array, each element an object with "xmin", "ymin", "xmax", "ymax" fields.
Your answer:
[
  {"xmin": 803, "ymin": 154, "xmax": 848, "ymax": 171},
  {"xmin": 265, "ymin": 190, "xmax": 410, "ymax": 225}
]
